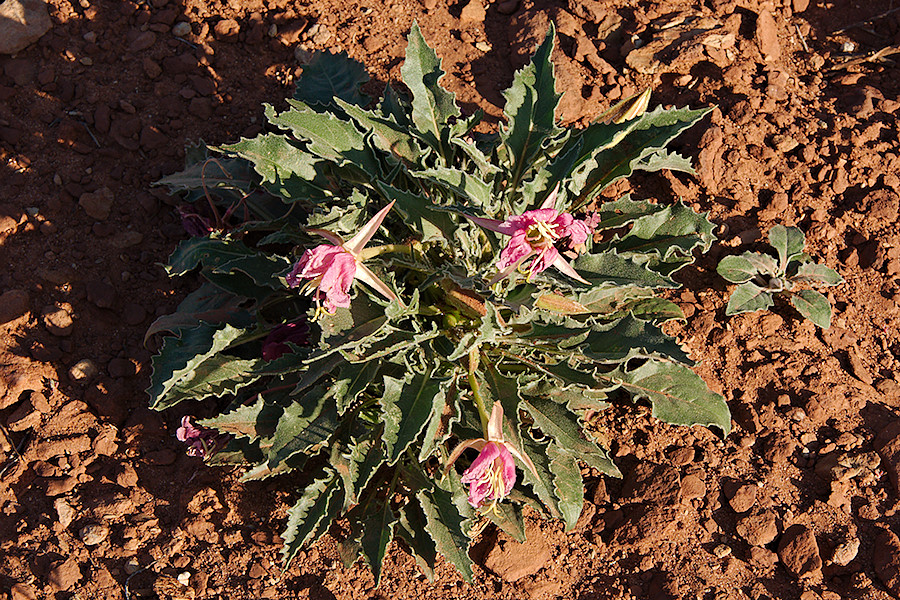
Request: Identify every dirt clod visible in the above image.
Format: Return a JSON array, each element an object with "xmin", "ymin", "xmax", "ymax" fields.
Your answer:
[{"xmin": 778, "ymin": 525, "xmax": 822, "ymax": 580}]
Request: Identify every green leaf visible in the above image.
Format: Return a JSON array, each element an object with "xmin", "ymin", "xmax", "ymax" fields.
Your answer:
[
  {"xmin": 337, "ymin": 99, "xmax": 423, "ymax": 164},
  {"xmin": 726, "ymin": 282, "xmax": 774, "ymax": 315},
  {"xmin": 167, "ymin": 355, "xmax": 262, "ymax": 407},
  {"xmin": 167, "ymin": 236, "xmax": 292, "ymax": 290},
  {"xmin": 265, "ymin": 101, "xmax": 381, "ymax": 178},
  {"xmin": 361, "ymin": 501, "xmax": 398, "ymax": 584},
  {"xmin": 768, "ymin": 225, "xmax": 806, "ymax": 269},
  {"xmin": 148, "ymin": 323, "xmax": 250, "ymax": 410},
  {"xmin": 633, "ymin": 148, "xmax": 694, "ymax": 174},
  {"xmin": 347, "ymin": 433, "xmax": 385, "ymax": 498},
  {"xmin": 397, "ymin": 500, "xmax": 437, "ymax": 580},
  {"xmin": 793, "ymin": 262, "xmax": 843, "ymax": 286},
  {"xmin": 573, "ymin": 250, "xmax": 676, "ymax": 288},
  {"xmin": 380, "ymin": 371, "xmax": 445, "ymax": 464},
  {"xmin": 333, "ymin": 360, "xmax": 381, "ymax": 414},
  {"xmin": 294, "ymin": 51, "xmax": 370, "ymax": 110},
  {"xmin": 413, "ymin": 166, "xmax": 492, "ymax": 208},
  {"xmin": 378, "ymin": 182, "xmax": 457, "ymax": 242},
  {"xmin": 417, "ymin": 486, "xmax": 473, "ymax": 582},
  {"xmin": 601, "ymin": 360, "xmax": 731, "ymax": 435},
  {"xmin": 519, "ymin": 395, "xmax": 621, "ymax": 476},
  {"xmin": 221, "ymin": 134, "xmax": 322, "ymax": 186},
  {"xmin": 201, "ymin": 397, "xmax": 282, "ymax": 440},
  {"xmin": 153, "ymin": 157, "xmax": 254, "ymax": 195},
  {"xmin": 612, "ymin": 202, "xmax": 716, "ymax": 274},
  {"xmin": 500, "ymin": 23, "xmax": 561, "ymax": 190},
  {"xmin": 418, "ymin": 379, "xmax": 457, "ymax": 461},
  {"xmin": 717, "ymin": 255, "xmax": 760, "ymax": 283},
  {"xmin": 590, "ymin": 195, "xmax": 665, "ymax": 231},
  {"xmin": 570, "ymin": 105, "xmax": 712, "ymax": 210},
  {"xmin": 582, "ymin": 315, "xmax": 692, "ymax": 365},
  {"xmin": 791, "ymin": 289, "xmax": 833, "ymax": 328},
  {"xmin": 281, "ymin": 472, "xmax": 344, "ymax": 566},
  {"xmin": 144, "ymin": 283, "xmax": 248, "ymax": 344},
  {"xmin": 400, "ymin": 22, "xmax": 460, "ymax": 158},
  {"xmin": 518, "ymin": 436, "xmax": 563, "ymax": 518},
  {"xmin": 629, "ymin": 297, "xmax": 685, "ymax": 322},
  {"xmin": 547, "ymin": 444, "xmax": 585, "ymax": 531},
  {"xmin": 484, "ymin": 501, "xmax": 527, "ymax": 543},
  {"xmin": 266, "ymin": 386, "xmax": 340, "ymax": 466}
]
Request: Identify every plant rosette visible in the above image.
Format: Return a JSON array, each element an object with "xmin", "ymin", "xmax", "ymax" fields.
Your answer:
[
  {"xmin": 148, "ymin": 23, "xmax": 730, "ymax": 583},
  {"xmin": 717, "ymin": 224, "xmax": 843, "ymax": 328}
]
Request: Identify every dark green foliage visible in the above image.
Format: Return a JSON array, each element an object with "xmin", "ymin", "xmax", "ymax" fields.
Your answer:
[{"xmin": 148, "ymin": 23, "xmax": 725, "ymax": 583}]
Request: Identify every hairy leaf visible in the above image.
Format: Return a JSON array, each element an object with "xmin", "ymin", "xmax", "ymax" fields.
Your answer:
[
  {"xmin": 791, "ymin": 289, "xmax": 832, "ymax": 328},
  {"xmin": 282, "ymin": 472, "xmax": 344, "ymax": 566},
  {"xmin": 148, "ymin": 323, "xmax": 249, "ymax": 410},
  {"xmin": 378, "ymin": 182, "xmax": 457, "ymax": 242},
  {"xmin": 380, "ymin": 371, "xmax": 445, "ymax": 464},
  {"xmin": 501, "ymin": 23, "xmax": 561, "ymax": 191},
  {"xmin": 401, "ymin": 22, "xmax": 460, "ymax": 158},
  {"xmin": 361, "ymin": 501, "xmax": 398, "ymax": 584},
  {"xmin": 768, "ymin": 225, "xmax": 806, "ymax": 270},
  {"xmin": 602, "ymin": 360, "xmax": 731, "ymax": 435},
  {"xmin": 417, "ymin": 486, "xmax": 473, "ymax": 582},
  {"xmin": 793, "ymin": 262, "xmax": 843, "ymax": 286},
  {"xmin": 520, "ymin": 395, "xmax": 621, "ymax": 476},
  {"xmin": 294, "ymin": 51, "xmax": 370, "ymax": 110},
  {"xmin": 717, "ymin": 255, "xmax": 760, "ymax": 284},
  {"xmin": 726, "ymin": 282, "xmax": 774, "ymax": 315},
  {"xmin": 397, "ymin": 500, "xmax": 437, "ymax": 580},
  {"xmin": 167, "ymin": 236, "xmax": 292, "ymax": 289},
  {"xmin": 547, "ymin": 443, "xmax": 585, "ymax": 530}
]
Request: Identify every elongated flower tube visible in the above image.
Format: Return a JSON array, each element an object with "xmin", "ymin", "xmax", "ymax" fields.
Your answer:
[
  {"xmin": 287, "ymin": 201, "xmax": 398, "ymax": 314},
  {"xmin": 444, "ymin": 402, "xmax": 539, "ymax": 509},
  {"xmin": 465, "ymin": 186, "xmax": 591, "ymax": 284}
]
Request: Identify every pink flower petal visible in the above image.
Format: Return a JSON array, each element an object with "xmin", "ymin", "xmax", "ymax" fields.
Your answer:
[{"xmin": 343, "ymin": 201, "xmax": 395, "ymax": 256}]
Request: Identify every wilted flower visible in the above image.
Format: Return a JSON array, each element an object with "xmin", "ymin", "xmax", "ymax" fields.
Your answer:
[
  {"xmin": 176, "ymin": 416, "xmax": 229, "ymax": 459},
  {"xmin": 177, "ymin": 206, "xmax": 213, "ymax": 237},
  {"xmin": 287, "ymin": 201, "xmax": 398, "ymax": 314},
  {"xmin": 262, "ymin": 321, "xmax": 311, "ymax": 361},
  {"xmin": 445, "ymin": 402, "xmax": 538, "ymax": 509},
  {"xmin": 465, "ymin": 186, "xmax": 591, "ymax": 284}
]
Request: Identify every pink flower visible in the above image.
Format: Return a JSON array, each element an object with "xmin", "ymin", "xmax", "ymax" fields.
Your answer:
[
  {"xmin": 445, "ymin": 402, "xmax": 539, "ymax": 509},
  {"xmin": 176, "ymin": 416, "xmax": 229, "ymax": 459},
  {"xmin": 465, "ymin": 186, "xmax": 591, "ymax": 284},
  {"xmin": 262, "ymin": 321, "xmax": 310, "ymax": 361},
  {"xmin": 287, "ymin": 201, "xmax": 398, "ymax": 314}
]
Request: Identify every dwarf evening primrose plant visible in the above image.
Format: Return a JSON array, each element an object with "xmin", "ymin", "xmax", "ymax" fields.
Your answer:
[{"xmin": 148, "ymin": 24, "xmax": 729, "ymax": 583}]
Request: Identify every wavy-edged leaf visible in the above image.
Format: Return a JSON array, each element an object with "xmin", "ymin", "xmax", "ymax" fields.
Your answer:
[
  {"xmin": 240, "ymin": 452, "xmax": 307, "ymax": 482},
  {"xmin": 144, "ymin": 283, "xmax": 248, "ymax": 344},
  {"xmin": 413, "ymin": 166, "xmax": 492, "ymax": 208},
  {"xmin": 725, "ymin": 282, "xmax": 774, "ymax": 315},
  {"xmin": 148, "ymin": 323, "xmax": 249, "ymax": 410},
  {"xmin": 200, "ymin": 395, "xmax": 282, "ymax": 440},
  {"xmin": 293, "ymin": 51, "xmax": 370, "ymax": 110},
  {"xmin": 281, "ymin": 472, "xmax": 344, "ymax": 566},
  {"xmin": 484, "ymin": 501, "xmax": 527, "ymax": 542},
  {"xmin": 520, "ymin": 395, "xmax": 620, "ymax": 476},
  {"xmin": 153, "ymin": 157, "xmax": 254, "ymax": 195},
  {"xmin": 582, "ymin": 315, "xmax": 692, "ymax": 365},
  {"xmin": 417, "ymin": 485, "xmax": 473, "ymax": 582},
  {"xmin": 338, "ymin": 99, "xmax": 423, "ymax": 164},
  {"xmin": 401, "ymin": 22, "xmax": 460, "ymax": 158},
  {"xmin": 590, "ymin": 195, "xmax": 664, "ymax": 231},
  {"xmin": 546, "ymin": 443, "xmax": 585, "ymax": 530},
  {"xmin": 419, "ymin": 378, "xmax": 458, "ymax": 461},
  {"xmin": 791, "ymin": 289, "xmax": 832, "ymax": 328},
  {"xmin": 265, "ymin": 101, "xmax": 381, "ymax": 178},
  {"xmin": 221, "ymin": 134, "xmax": 322, "ymax": 185},
  {"xmin": 613, "ymin": 202, "xmax": 715, "ymax": 270},
  {"xmin": 397, "ymin": 499, "xmax": 437, "ymax": 580},
  {"xmin": 333, "ymin": 359, "xmax": 381, "ymax": 414},
  {"xmin": 518, "ymin": 435, "xmax": 563, "ymax": 518},
  {"xmin": 793, "ymin": 262, "xmax": 843, "ymax": 286},
  {"xmin": 601, "ymin": 360, "xmax": 731, "ymax": 435},
  {"xmin": 570, "ymin": 105, "xmax": 712, "ymax": 210},
  {"xmin": 167, "ymin": 236, "xmax": 292, "ymax": 289},
  {"xmin": 361, "ymin": 501, "xmax": 398, "ymax": 584},
  {"xmin": 573, "ymin": 250, "xmax": 676, "ymax": 288},
  {"xmin": 266, "ymin": 385, "xmax": 340, "ymax": 466},
  {"xmin": 501, "ymin": 23, "xmax": 561, "ymax": 190},
  {"xmin": 378, "ymin": 182, "xmax": 457, "ymax": 242},
  {"xmin": 380, "ymin": 370, "xmax": 445, "ymax": 464},
  {"xmin": 768, "ymin": 225, "xmax": 806, "ymax": 270},
  {"xmin": 717, "ymin": 254, "xmax": 760, "ymax": 284}
]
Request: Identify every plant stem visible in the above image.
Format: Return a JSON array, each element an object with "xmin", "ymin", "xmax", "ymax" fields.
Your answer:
[
  {"xmin": 357, "ymin": 244, "xmax": 412, "ymax": 261},
  {"xmin": 468, "ymin": 347, "xmax": 490, "ymax": 433}
]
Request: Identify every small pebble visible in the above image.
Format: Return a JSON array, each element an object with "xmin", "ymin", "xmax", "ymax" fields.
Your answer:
[
  {"xmin": 177, "ymin": 572, "xmax": 191, "ymax": 586},
  {"xmin": 172, "ymin": 22, "xmax": 192, "ymax": 37},
  {"xmin": 69, "ymin": 359, "xmax": 99, "ymax": 383},
  {"xmin": 841, "ymin": 41, "xmax": 855, "ymax": 53},
  {"xmin": 83, "ymin": 31, "xmax": 97, "ymax": 43},
  {"xmin": 713, "ymin": 544, "xmax": 732, "ymax": 558},
  {"xmin": 79, "ymin": 522, "xmax": 109, "ymax": 546}
]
